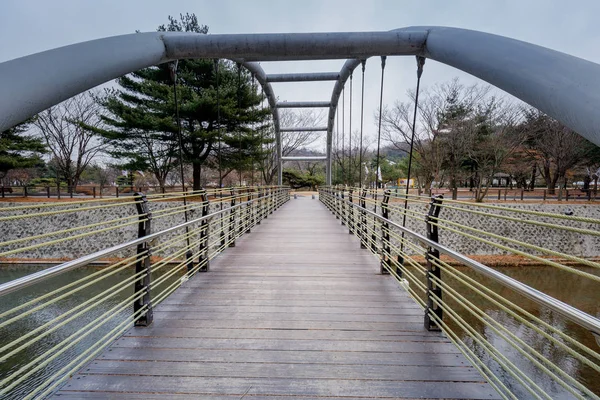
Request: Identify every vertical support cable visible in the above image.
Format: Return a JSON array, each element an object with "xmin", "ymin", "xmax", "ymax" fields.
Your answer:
[
  {"xmin": 168, "ymin": 61, "xmax": 191, "ymax": 248},
  {"xmin": 214, "ymin": 59, "xmax": 225, "ymax": 248},
  {"xmin": 348, "ymin": 73, "xmax": 353, "ymax": 185},
  {"xmin": 375, "ymin": 56, "xmax": 386, "ymax": 190},
  {"xmin": 342, "ymin": 86, "xmax": 345, "ymax": 185},
  {"xmin": 400, "ymin": 56, "xmax": 426, "ymax": 266},
  {"xmin": 358, "ymin": 60, "xmax": 366, "ymax": 187},
  {"xmin": 237, "ymin": 63, "xmax": 243, "ymax": 187},
  {"xmin": 251, "ymin": 74, "xmax": 256, "ymax": 187},
  {"xmin": 134, "ymin": 192, "xmax": 153, "ymax": 326},
  {"xmin": 215, "ymin": 59, "xmax": 223, "ymax": 189},
  {"xmin": 425, "ymin": 194, "xmax": 443, "ymax": 331}
]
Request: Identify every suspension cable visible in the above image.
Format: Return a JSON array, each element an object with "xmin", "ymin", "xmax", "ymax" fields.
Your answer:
[
  {"xmin": 358, "ymin": 60, "xmax": 366, "ymax": 187},
  {"xmin": 375, "ymin": 56, "xmax": 386, "ymax": 189},
  {"xmin": 237, "ymin": 62, "xmax": 243, "ymax": 186},
  {"xmin": 349, "ymin": 72, "xmax": 353, "ymax": 185},
  {"xmin": 169, "ymin": 60, "xmax": 190, "ymax": 247},
  {"xmin": 400, "ymin": 56, "xmax": 425, "ymax": 255},
  {"xmin": 335, "ymin": 103, "xmax": 339, "ymax": 183},
  {"xmin": 342, "ymin": 85, "xmax": 346, "ymax": 185},
  {"xmin": 251, "ymin": 74, "xmax": 256, "ymax": 187},
  {"xmin": 214, "ymin": 59, "xmax": 223, "ymax": 190}
]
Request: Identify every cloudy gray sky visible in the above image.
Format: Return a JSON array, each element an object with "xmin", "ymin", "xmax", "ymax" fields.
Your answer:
[{"xmin": 1, "ymin": 0, "xmax": 599, "ymax": 151}]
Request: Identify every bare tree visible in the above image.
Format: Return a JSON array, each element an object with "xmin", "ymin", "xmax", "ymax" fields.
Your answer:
[
  {"xmin": 520, "ymin": 108, "xmax": 589, "ymax": 194},
  {"xmin": 381, "ymin": 78, "xmax": 491, "ymax": 192},
  {"xmin": 35, "ymin": 91, "xmax": 106, "ymax": 189},
  {"xmin": 260, "ymin": 109, "xmax": 324, "ymax": 184},
  {"xmin": 463, "ymin": 100, "xmax": 522, "ymax": 201},
  {"xmin": 332, "ymin": 129, "xmax": 374, "ymax": 185}
]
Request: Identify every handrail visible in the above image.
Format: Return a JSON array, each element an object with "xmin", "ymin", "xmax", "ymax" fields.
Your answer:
[
  {"xmin": 325, "ymin": 187, "xmax": 600, "ymax": 336},
  {"xmin": 319, "ymin": 185, "xmax": 600, "ymax": 399},
  {"xmin": 0, "ymin": 189, "xmax": 283, "ymax": 298},
  {"xmin": 0, "ymin": 185, "xmax": 290, "ymax": 399}
]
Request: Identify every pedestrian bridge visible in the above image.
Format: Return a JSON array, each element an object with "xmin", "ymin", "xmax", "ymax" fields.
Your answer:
[
  {"xmin": 1, "ymin": 187, "xmax": 599, "ymax": 399},
  {"xmin": 2, "ymin": 25, "xmax": 600, "ymax": 399}
]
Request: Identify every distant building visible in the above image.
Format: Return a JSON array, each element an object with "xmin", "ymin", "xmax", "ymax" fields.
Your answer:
[{"xmin": 397, "ymin": 178, "xmax": 415, "ymax": 188}]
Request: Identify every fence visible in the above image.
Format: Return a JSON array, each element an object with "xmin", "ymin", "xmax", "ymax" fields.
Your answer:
[
  {"xmin": 0, "ymin": 186, "xmax": 289, "ymax": 399},
  {"xmin": 320, "ymin": 186, "xmax": 600, "ymax": 400}
]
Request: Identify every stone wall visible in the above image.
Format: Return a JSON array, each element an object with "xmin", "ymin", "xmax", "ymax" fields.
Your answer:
[
  {"xmin": 2, "ymin": 197, "xmax": 598, "ymax": 261},
  {"xmin": 0, "ymin": 199, "xmax": 237, "ymax": 260},
  {"xmin": 361, "ymin": 200, "xmax": 600, "ymax": 257}
]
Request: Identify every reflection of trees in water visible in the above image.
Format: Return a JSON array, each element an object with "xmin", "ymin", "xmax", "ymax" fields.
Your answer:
[
  {"xmin": 440, "ymin": 266, "xmax": 600, "ymax": 398},
  {"xmin": 0, "ymin": 265, "xmax": 184, "ymax": 400}
]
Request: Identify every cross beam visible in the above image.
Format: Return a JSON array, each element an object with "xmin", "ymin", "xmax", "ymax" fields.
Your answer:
[
  {"xmin": 267, "ymin": 72, "xmax": 340, "ymax": 82},
  {"xmin": 280, "ymin": 127, "xmax": 328, "ymax": 132},
  {"xmin": 282, "ymin": 156, "xmax": 327, "ymax": 161}
]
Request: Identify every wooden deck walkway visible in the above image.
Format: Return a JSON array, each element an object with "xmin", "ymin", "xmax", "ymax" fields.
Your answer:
[{"xmin": 55, "ymin": 195, "xmax": 499, "ymax": 399}]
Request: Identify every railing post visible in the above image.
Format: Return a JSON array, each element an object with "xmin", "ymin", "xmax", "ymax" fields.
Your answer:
[
  {"xmin": 93, "ymin": 186, "xmax": 97, "ymax": 198},
  {"xmin": 46, "ymin": 186, "xmax": 50, "ymax": 198},
  {"xmin": 371, "ymin": 189, "xmax": 377, "ymax": 253},
  {"xmin": 380, "ymin": 189, "xmax": 391, "ymax": 275},
  {"xmin": 360, "ymin": 188, "xmax": 367, "ymax": 249},
  {"xmin": 134, "ymin": 192, "xmax": 153, "ymax": 327},
  {"xmin": 348, "ymin": 188, "xmax": 354, "ymax": 234},
  {"xmin": 264, "ymin": 188, "xmax": 269, "ymax": 219},
  {"xmin": 198, "ymin": 189, "xmax": 210, "ymax": 272},
  {"xmin": 334, "ymin": 187, "xmax": 340, "ymax": 219},
  {"xmin": 424, "ymin": 194, "xmax": 444, "ymax": 331},
  {"xmin": 23, "ymin": 186, "xmax": 27, "ymax": 197},
  {"xmin": 229, "ymin": 188, "xmax": 236, "ymax": 247},
  {"xmin": 246, "ymin": 188, "xmax": 252, "ymax": 233},
  {"xmin": 257, "ymin": 188, "xmax": 262, "ymax": 225},
  {"xmin": 340, "ymin": 188, "xmax": 346, "ymax": 226}
]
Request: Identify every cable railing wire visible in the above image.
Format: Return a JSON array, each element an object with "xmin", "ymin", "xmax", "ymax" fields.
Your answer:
[
  {"xmin": 0, "ymin": 186, "xmax": 289, "ymax": 399},
  {"xmin": 319, "ymin": 185, "xmax": 600, "ymax": 399}
]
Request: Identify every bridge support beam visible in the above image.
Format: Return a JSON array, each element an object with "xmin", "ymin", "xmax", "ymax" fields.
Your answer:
[{"xmin": 267, "ymin": 72, "xmax": 339, "ymax": 82}]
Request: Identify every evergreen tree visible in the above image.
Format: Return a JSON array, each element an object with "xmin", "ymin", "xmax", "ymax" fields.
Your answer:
[
  {"xmin": 96, "ymin": 13, "xmax": 270, "ymax": 189},
  {"xmin": 0, "ymin": 119, "xmax": 45, "ymax": 181}
]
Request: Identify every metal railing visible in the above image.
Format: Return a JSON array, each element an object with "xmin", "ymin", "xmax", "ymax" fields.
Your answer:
[
  {"xmin": 0, "ymin": 186, "xmax": 289, "ymax": 399},
  {"xmin": 320, "ymin": 185, "xmax": 600, "ymax": 400}
]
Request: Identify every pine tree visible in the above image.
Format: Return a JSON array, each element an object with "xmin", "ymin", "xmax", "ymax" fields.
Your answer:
[
  {"xmin": 96, "ymin": 13, "xmax": 270, "ymax": 189},
  {"xmin": 0, "ymin": 119, "xmax": 45, "ymax": 180}
]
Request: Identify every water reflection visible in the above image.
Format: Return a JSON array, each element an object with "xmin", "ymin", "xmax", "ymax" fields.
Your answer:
[
  {"xmin": 0, "ymin": 264, "xmax": 183, "ymax": 399},
  {"xmin": 440, "ymin": 265, "xmax": 600, "ymax": 399}
]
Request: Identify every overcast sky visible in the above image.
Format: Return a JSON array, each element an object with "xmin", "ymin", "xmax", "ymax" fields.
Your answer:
[{"xmin": 1, "ymin": 0, "xmax": 599, "ymax": 152}]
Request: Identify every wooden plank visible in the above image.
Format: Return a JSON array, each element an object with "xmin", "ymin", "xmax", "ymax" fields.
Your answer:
[
  {"xmin": 150, "ymin": 311, "xmax": 423, "ymax": 323},
  {"xmin": 85, "ymin": 360, "xmax": 485, "ymax": 382},
  {"xmin": 99, "ymin": 347, "xmax": 471, "ymax": 367},
  {"xmin": 124, "ymin": 327, "xmax": 448, "ymax": 342},
  {"xmin": 153, "ymin": 305, "xmax": 424, "ymax": 315},
  {"xmin": 160, "ymin": 297, "xmax": 417, "ymax": 307},
  {"xmin": 59, "ymin": 375, "xmax": 499, "ymax": 399},
  {"xmin": 147, "ymin": 318, "xmax": 429, "ymax": 332},
  {"xmin": 111, "ymin": 336, "xmax": 461, "ymax": 353},
  {"xmin": 54, "ymin": 196, "xmax": 499, "ymax": 399}
]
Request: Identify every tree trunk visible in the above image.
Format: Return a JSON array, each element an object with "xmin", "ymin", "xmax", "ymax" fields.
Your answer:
[
  {"xmin": 583, "ymin": 175, "xmax": 591, "ymax": 192},
  {"xmin": 544, "ymin": 163, "xmax": 557, "ymax": 195},
  {"xmin": 192, "ymin": 162, "xmax": 201, "ymax": 190},
  {"xmin": 529, "ymin": 164, "xmax": 537, "ymax": 191}
]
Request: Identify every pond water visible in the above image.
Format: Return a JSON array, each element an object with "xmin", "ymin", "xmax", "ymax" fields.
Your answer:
[{"xmin": 0, "ymin": 264, "xmax": 598, "ymax": 399}]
